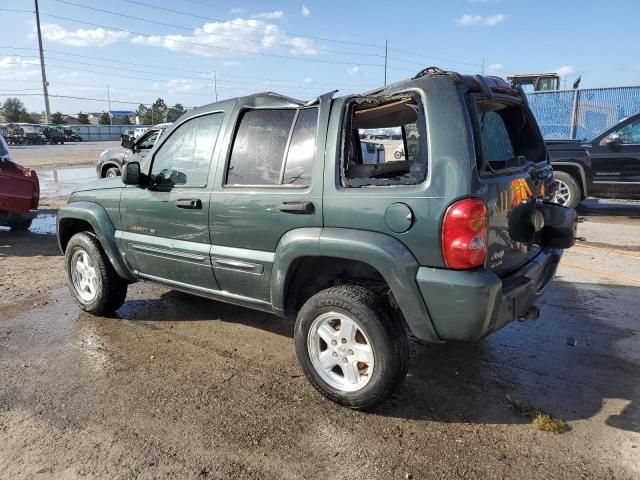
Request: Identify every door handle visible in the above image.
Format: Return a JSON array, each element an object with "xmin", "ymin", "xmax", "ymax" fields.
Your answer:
[
  {"xmin": 175, "ymin": 198, "xmax": 202, "ymax": 209},
  {"xmin": 277, "ymin": 201, "xmax": 314, "ymax": 214}
]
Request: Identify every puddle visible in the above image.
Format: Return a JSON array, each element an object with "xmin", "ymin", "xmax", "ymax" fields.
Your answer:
[
  {"xmin": 37, "ymin": 166, "xmax": 96, "ymax": 198},
  {"xmin": 29, "ymin": 213, "xmax": 57, "ymax": 235},
  {"xmin": 0, "ymin": 212, "xmax": 57, "ymax": 235}
]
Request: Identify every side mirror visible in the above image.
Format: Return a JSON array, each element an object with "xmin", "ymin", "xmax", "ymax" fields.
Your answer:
[
  {"xmin": 122, "ymin": 161, "xmax": 141, "ymax": 185},
  {"xmin": 121, "ymin": 136, "xmax": 135, "ymax": 150},
  {"xmin": 603, "ymin": 132, "xmax": 621, "ymax": 146}
]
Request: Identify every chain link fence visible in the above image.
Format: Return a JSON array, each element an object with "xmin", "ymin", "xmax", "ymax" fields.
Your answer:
[{"xmin": 527, "ymin": 86, "xmax": 640, "ymax": 140}]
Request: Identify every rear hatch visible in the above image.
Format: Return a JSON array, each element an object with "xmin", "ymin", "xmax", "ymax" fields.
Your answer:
[{"xmin": 468, "ymin": 86, "xmax": 553, "ymax": 276}]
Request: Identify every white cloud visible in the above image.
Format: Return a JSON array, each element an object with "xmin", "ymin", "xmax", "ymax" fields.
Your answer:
[
  {"xmin": 253, "ymin": 11, "xmax": 284, "ymax": 20},
  {"xmin": 454, "ymin": 14, "xmax": 506, "ymax": 26},
  {"xmin": 288, "ymin": 37, "xmax": 317, "ymax": 55},
  {"xmin": 40, "ymin": 23, "xmax": 129, "ymax": 46},
  {"xmin": 487, "ymin": 63, "xmax": 504, "ymax": 73},
  {"xmin": 556, "ymin": 65, "xmax": 574, "ymax": 78},
  {"xmin": 223, "ymin": 60, "xmax": 240, "ymax": 67},
  {"xmin": 0, "ymin": 56, "xmax": 40, "ymax": 80},
  {"xmin": 347, "ymin": 66, "xmax": 360, "ymax": 76},
  {"xmin": 302, "ymin": 5, "xmax": 311, "ymax": 17},
  {"xmin": 303, "ymin": 77, "xmax": 313, "ymax": 83},
  {"xmin": 132, "ymin": 18, "xmax": 317, "ymax": 57},
  {"xmin": 165, "ymin": 78, "xmax": 207, "ymax": 93}
]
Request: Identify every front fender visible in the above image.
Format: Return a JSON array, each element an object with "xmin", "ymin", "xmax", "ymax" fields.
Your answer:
[
  {"xmin": 57, "ymin": 201, "xmax": 136, "ymax": 282},
  {"xmin": 271, "ymin": 227, "xmax": 441, "ymax": 343}
]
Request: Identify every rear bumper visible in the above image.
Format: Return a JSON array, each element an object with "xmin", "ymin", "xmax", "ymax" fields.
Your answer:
[{"xmin": 416, "ymin": 248, "xmax": 562, "ymax": 341}]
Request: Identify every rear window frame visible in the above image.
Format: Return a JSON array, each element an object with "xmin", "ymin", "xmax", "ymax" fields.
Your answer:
[{"xmin": 466, "ymin": 92, "xmax": 548, "ymax": 178}]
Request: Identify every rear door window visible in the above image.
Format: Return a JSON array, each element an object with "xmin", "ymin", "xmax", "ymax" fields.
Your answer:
[{"xmin": 226, "ymin": 107, "xmax": 318, "ymax": 187}]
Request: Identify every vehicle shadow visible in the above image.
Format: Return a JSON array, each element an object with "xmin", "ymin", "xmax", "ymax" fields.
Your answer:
[
  {"xmin": 578, "ymin": 198, "xmax": 640, "ymax": 220},
  {"xmin": 376, "ymin": 280, "xmax": 639, "ymax": 433},
  {"xmin": 112, "ymin": 280, "xmax": 639, "ymax": 432},
  {"xmin": 115, "ymin": 289, "xmax": 295, "ymax": 339},
  {"xmin": 0, "ymin": 219, "xmax": 60, "ymax": 257}
]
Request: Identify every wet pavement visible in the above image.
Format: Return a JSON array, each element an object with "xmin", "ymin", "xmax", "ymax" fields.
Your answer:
[
  {"xmin": 1, "ymin": 197, "xmax": 640, "ymax": 478},
  {"xmin": 37, "ymin": 166, "xmax": 96, "ymax": 198}
]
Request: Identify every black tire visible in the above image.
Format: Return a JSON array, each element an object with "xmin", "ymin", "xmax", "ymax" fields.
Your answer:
[
  {"xmin": 105, "ymin": 167, "xmax": 120, "ymax": 178},
  {"xmin": 553, "ymin": 171, "xmax": 581, "ymax": 209},
  {"xmin": 8, "ymin": 218, "xmax": 32, "ymax": 231},
  {"xmin": 294, "ymin": 285, "xmax": 409, "ymax": 410},
  {"xmin": 64, "ymin": 231, "xmax": 127, "ymax": 315}
]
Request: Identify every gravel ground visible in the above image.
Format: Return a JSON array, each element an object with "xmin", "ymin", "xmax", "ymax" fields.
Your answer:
[{"xmin": 1, "ymin": 155, "xmax": 639, "ymax": 478}]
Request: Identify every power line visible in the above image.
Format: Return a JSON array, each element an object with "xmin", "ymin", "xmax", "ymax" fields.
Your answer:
[
  {"xmin": 0, "ymin": 92, "xmax": 153, "ymax": 105},
  {"xmin": 0, "ymin": 46, "xmax": 379, "ymax": 88},
  {"xmin": 0, "ymin": 7, "xmax": 485, "ymax": 73},
  {"xmin": 387, "ymin": 47, "xmax": 483, "ymax": 67},
  {"xmin": 37, "ymin": 11, "xmax": 385, "ymax": 68},
  {"xmin": 123, "ymin": 0, "xmax": 385, "ymax": 49},
  {"xmin": 53, "ymin": 0, "xmax": 386, "ymax": 59}
]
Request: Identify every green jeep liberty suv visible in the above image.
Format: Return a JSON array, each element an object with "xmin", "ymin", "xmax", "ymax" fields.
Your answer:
[{"xmin": 57, "ymin": 69, "xmax": 577, "ymax": 409}]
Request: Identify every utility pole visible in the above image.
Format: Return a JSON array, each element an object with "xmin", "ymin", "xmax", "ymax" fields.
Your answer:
[
  {"xmin": 34, "ymin": 0, "xmax": 51, "ymax": 123},
  {"xmin": 384, "ymin": 39, "xmax": 388, "ymax": 86},
  {"xmin": 106, "ymin": 85, "xmax": 113, "ymax": 125},
  {"xmin": 481, "ymin": 58, "xmax": 485, "ymax": 76},
  {"xmin": 213, "ymin": 71, "xmax": 218, "ymax": 102}
]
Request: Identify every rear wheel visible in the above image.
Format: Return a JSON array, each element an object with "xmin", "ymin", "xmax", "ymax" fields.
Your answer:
[
  {"xmin": 294, "ymin": 285, "xmax": 409, "ymax": 410},
  {"xmin": 105, "ymin": 167, "xmax": 120, "ymax": 178},
  {"xmin": 65, "ymin": 232, "xmax": 128, "ymax": 315},
  {"xmin": 552, "ymin": 171, "xmax": 581, "ymax": 209}
]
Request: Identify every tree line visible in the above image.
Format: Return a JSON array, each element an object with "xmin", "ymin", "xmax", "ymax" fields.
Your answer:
[{"xmin": 1, "ymin": 97, "xmax": 187, "ymax": 125}]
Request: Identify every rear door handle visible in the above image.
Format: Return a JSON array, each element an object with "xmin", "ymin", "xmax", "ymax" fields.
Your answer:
[
  {"xmin": 277, "ymin": 201, "xmax": 314, "ymax": 214},
  {"xmin": 175, "ymin": 198, "xmax": 202, "ymax": 209}
]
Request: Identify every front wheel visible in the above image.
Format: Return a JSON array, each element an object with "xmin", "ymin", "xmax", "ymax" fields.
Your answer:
[
  {"xmin": 65, "ymin": 232, "xmax": 128, "ymax": 315},
  {"xmin": 552, "ymin": 171, "xmax": 581, "ymax": 209},
  {"xmin": 294, "ymin": 285, "xmax": 409, "ymax": 410}
]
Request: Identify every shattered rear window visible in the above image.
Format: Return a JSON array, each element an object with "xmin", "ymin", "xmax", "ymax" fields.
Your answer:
[{"xmin": 341, "ymin": 94, "xmax": 428, "ymax": 187}]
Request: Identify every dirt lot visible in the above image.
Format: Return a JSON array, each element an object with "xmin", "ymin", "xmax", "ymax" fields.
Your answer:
[
  {"xmin": 1, "ymin": 161, "xmax": 639, "ymax": 478},
  {"xmin": 11, "ymin": 141, "xmax": 120, "ymax": 169}
]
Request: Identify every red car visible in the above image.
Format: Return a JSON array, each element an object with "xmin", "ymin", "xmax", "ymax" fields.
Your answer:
[{"xmin": 0, "ymin": 134, "xmax": 39, "ymax": 231}]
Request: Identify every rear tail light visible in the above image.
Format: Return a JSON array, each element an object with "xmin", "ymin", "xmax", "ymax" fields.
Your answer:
[{"xmin": 441, "ymin": 198, "xmax": 488, "ymax": 270}]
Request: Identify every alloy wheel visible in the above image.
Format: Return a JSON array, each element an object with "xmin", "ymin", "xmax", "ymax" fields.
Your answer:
[{"xmin": 307, "ymin": 311, "xmax": 375, "ymax": 392}]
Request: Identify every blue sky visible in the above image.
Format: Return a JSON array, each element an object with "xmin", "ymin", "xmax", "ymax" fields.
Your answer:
[{"xmin": 0, "ymin": 0, "xmax": 638, "ymax": 115}]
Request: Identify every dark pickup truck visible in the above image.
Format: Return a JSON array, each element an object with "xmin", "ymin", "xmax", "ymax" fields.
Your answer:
[{"xmin": 549, "ymin": 112, "xmax": 640, "ymax": 208}]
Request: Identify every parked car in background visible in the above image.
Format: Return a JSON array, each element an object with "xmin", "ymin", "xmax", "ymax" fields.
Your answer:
[
  {"xmin": 0, "ymin": 134, "xmax": 39, "ymax": 231},
  {"xmin": 64, "ymin": 127, "xmax": 83, "ymax": 142},
  {"xmin": 548, "ymin": 112, "xmax": 640, "ymax": 208},
  {"xmin": 133, "ymin": 127, "xmax": 149, "ymax": 138},
  {"xmin": 59, "ymin": 69, "xmax": 576, "ymax": 409},
  {"xmin": 42, "ymin": 126, "xmax": 65, "ymax": 145},
  {"xmin": 97, "ymin": 123, "xmax": 172, "ymax": 178},
  {"xmin": 4, "ymin": 124, "xmax": 47, "ymax": 145}
]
